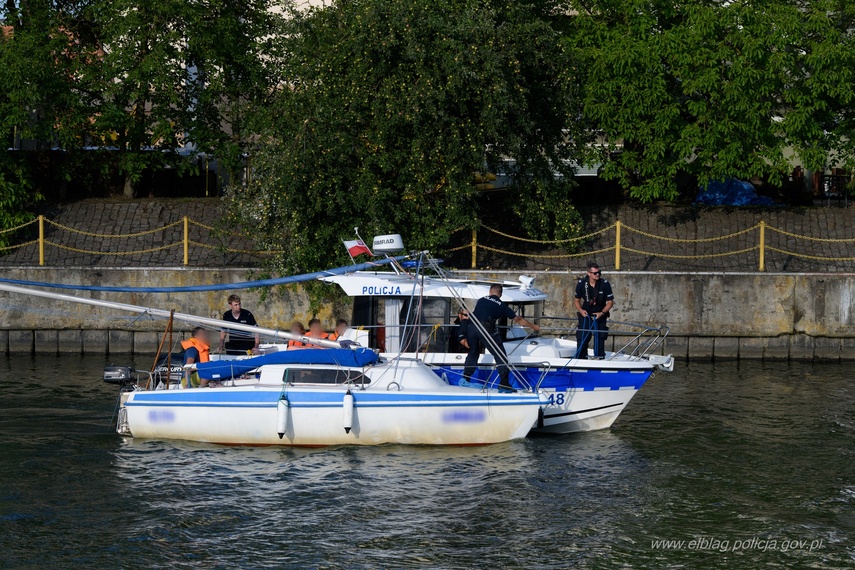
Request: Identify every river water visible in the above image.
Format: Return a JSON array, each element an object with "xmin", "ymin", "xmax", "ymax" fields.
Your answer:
[{"xmin": 0, "ymin": 355, "xmax": 852, "ymax": 569}]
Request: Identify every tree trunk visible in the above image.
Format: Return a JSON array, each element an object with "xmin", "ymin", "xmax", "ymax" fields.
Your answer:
[{"xmin": 123, "ymin": 174, "xmax": 135, "ymax": 199}]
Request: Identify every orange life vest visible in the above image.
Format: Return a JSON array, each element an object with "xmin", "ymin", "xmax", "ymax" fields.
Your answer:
[
  {"xmin": 181, "ymin": 337, "xmax": 210, "ymax": 363},
  {"xmin": 305, "ymin": 332, "xmax": 329, "ymax": 347}
]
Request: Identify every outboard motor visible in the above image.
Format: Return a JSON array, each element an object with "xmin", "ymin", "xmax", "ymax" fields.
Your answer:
[{"xmin": 103, "ymin": 365, "xmax": 135, "ymax": 386}]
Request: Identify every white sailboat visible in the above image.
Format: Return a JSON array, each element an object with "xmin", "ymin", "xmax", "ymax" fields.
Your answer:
[{"xmin": 0, "ymin": 282, "xmax": 546, "ymax": 446}]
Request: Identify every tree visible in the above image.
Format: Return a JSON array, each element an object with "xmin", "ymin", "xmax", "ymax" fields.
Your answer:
[
  {"xmin": 1, "ymin": 0, "xmax": 285, "ymax": 199},
  {"xmin": 565, "ymin": 0, "xmax": 855, "ymax": 201},
  {"xmin": 229, "ymin": 0, "xmax": 584, "ymax": 275},
  {"xmin": 183, "ymin": 0, "xmax": 286, "ymax": 184}
]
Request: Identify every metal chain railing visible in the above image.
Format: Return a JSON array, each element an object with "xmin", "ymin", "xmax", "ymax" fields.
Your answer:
[
  {"xmin": 3, "ymin": 215, "xmax": 855, "ymax": 269},
  {"xmin": 0, "ymin": 215, "xmax": 278, "ymax": 266},
  {"xmin": 453, "ymin": 220, "xmax": 855, "ymax": 270}
]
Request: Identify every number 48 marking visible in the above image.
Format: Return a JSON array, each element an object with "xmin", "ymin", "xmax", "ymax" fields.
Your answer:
[{"xmin": 547, "ymin": 392, "xmax": 565, "ymax": 406}]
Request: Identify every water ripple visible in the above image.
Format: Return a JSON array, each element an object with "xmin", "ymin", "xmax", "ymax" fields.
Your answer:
[{"xmin": 0, "ymin": 355, "xmax": 853, "ymax": 568}]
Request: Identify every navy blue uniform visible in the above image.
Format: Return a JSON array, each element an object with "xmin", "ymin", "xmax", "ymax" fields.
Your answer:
[
  {"xmin": 463, "ymin": 295, "xmax": 516, "ymax": 389},
  {"xmin": 574, "ymin": 277, "xmax": 614, "ymax": 358},
  {"xmin": 448, "ymin": 317, "xmax": 470, "ymax": 353},
  {"xmin": 222, "ymin": 308, "xmax": 258, "ymax": 354}
]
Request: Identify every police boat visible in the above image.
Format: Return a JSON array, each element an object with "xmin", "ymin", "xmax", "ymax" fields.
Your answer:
[{"xmin": 304, "ymin": 235, "xmax": 674, "ymax": 434}]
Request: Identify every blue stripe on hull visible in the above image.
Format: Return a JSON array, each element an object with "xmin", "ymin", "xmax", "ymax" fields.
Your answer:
[
  {"xmin": 126, "ymin": 390, "xmax": 542, "ymax": 409},
  {"xmin": 435, "ymin": 366, "xmax": 653, "ymax": 391}
]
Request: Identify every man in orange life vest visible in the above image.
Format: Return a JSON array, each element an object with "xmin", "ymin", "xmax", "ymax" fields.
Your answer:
[
  {"xmin": 305, "ymin": 318, "xmax": 329, "ymax": 347},
  {"xmin": 328, "ymin": 319, "xmax": 349, "ymax": 341},
  {"xmin": 181, "ymin": 327, "xmax": 211, "ymax": 387}
]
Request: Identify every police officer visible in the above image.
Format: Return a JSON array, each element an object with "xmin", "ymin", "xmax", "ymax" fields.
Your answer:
[
  {"xmin": 448, "ymin": 307, "xmax": 470, "ymax": 353},
  {"xmin": 463, "ymin": 284, "xmax": 540, "ymax": 391},
  {"xmin": 573, "ymin": 261, "xmax": 614, "ymax": 359}
]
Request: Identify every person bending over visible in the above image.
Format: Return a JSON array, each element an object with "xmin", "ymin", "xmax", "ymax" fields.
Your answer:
[{"xmin": 462, "ymin": 285, "xmax": 539, "ymax": 391}]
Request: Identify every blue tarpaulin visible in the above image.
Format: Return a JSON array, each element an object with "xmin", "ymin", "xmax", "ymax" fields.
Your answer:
[
  {"xmin": 695, "ymin": 178, "xmax": 777, "ymax": 206},
  {"xmin": 196, "ymin": 348, "xmax": 379, "ymax": 380}
]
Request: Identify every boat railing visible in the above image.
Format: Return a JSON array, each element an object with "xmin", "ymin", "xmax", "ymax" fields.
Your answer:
[
  {"xmin": 537, "ymin": 316, "xmax": 670, "ymax": 360},
  {"xmin": 335, "ymin": 319, "xmax": 669, "ymax": 361}
]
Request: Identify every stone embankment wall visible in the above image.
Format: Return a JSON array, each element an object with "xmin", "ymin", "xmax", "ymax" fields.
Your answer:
[{"xmin": 1, "ymin": 267, "xmax": 853, "ymax": 360}]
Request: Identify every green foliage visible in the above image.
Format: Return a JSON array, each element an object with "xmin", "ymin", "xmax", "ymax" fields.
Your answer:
[
  {"xmin": 1, "ymin": 0, "xmax": 285, "ymax": 197},
  {"xmin": 229, "ymin": 0, "xmax": 583, "ymax": 275},
  {"xmin": 566, "ymin": 0, "xmax": 855, "ymax": 201},
  {"xmin": 0, "ymin": 153, "xmax": 41, "ymax": 248}
]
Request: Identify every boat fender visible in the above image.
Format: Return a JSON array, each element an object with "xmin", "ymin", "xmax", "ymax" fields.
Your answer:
[
  {"xmin": 277, "ymin": 397, "xmax": 290, "ymax": 439},
  {"xmin": 537, "ymin": 407, "xmax": 545, "ymax": 429},
  {"xmin": 343, "ymin": 389, "xmax": 354, "ymax": 434}
]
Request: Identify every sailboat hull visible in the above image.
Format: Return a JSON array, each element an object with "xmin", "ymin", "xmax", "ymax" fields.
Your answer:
[{"xmin": 123, "ymin": 385, "xmax": 543, "ymax": 446}]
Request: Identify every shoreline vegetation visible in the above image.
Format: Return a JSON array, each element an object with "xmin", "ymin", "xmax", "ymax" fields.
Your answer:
[{"xmin": 2, "ymin": 0, "xmax": 854, "ymax": 277}]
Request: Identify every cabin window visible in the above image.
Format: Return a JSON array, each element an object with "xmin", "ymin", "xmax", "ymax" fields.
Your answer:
[
  {"xmin": 399, "ymin": 298, "xmax": 451, "ymax": 353},
  {"xmin": 282, "ymin": 368, "xmax": 366, "ymax": 385}
]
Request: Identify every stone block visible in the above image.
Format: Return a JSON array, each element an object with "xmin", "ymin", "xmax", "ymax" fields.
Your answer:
[
  {"xmin": 714, "ymin": 337, "xmax": 740, "ymax": 359},
  {"xmin": 0, "ymin": 330, "xmax": 7, "ymax": 353},
  {"xmin": 763, "ymin": 336, "xmax": 791, "ymax": 360},
  {"xmin": 58, "ymin": 330, "xmax": 82, "ymax": 353},
  {"xmin": 688, "ymin": 337, "xmax": 715, "ymax": 360},
  {"xmin": 841, "ymin": 337, "xmax": 855, "ymax": 361},
  {"xmin": 663, "ymin": 336, "xmax": 689, "ymax": 360},
  {"xmin": 82, "ymin": 330, "xmax": 109, "ymax": 354},
  {"xmin": 738, "ymin": 337, "xmax": 765, "ymax": 360},
  {"xmin": 8, "ymin": 330, "xmax": 33, "ymax": 353},
  {"xmin": 33, "ymin": 330, "xmax": 57, "ymax": 354},
  {"xmin": 789, "ymin": 334, "xmax": 815, "ymax": 361},
  {"xmin": 133, "ymin": 332, "xmax": 160, "ymax": 355},
  {"xmin": 108, "ymin": 330, "xmax": 134, "ymax": 355},
  {"xmin": 813, "ymin": 337, "xmax": 843, "ymax": 362}
]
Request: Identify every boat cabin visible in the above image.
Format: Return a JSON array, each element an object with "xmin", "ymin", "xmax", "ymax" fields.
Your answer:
[{"xmin": 320, "ymin": 272, "xmax": 547, "ymax": 353}]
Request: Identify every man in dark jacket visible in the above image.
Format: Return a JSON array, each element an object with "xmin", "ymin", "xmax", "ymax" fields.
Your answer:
[
  {"xmin": 573, "ymin": 261, "xmax": 614, "ymax": 359},
  {"xmin": 218, "ymin": 294, "xmax": 260, "ymax": 354},
  {"xmin": 463, "ymin": 284, "xmax": 540, "ymax": 391}
]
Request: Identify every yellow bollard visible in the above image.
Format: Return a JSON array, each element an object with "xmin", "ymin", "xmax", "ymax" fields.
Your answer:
[
  {"xmin": 183, "ymin": 216, "xmax": 189, "ymax": 266},
  {"xmin": 38, "ymin": 215, "xmax": 44, "ymax": 266},
  {"xmin": 759, "ymin": 220, "xmax": 765, "ymax": 272},
  {"xmin": 615, "ymin": 221, "xmax": 621, "ymax": 270},
  {"xmin": 471, "ymin": 229, "xmax": 477, "ymax": 269}
]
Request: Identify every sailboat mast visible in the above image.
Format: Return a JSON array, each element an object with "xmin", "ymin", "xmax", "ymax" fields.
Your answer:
[{"xmin": 0, "ymin": 282, "xmax": 341, "ymax": 349}]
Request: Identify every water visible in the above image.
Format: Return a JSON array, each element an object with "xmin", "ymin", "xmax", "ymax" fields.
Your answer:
[{"xmin": 0, "ymin": 355, "xmax": 853, "ymax": 569}]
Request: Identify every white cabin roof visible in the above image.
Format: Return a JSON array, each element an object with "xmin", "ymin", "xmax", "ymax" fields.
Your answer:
[{"xmin": 319, "ymin": 272, "xmax": 548, "ymax": 302}]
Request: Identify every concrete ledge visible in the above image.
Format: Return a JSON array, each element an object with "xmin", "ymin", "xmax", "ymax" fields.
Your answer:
[
  {"xmin": 814, "ymin": 337, "xmax": 843, "ymax": 362},
  {"xmin": 108, "ymin": 330, "xmax": 134, "ymax": 354},
  {"xmin": 763, "ymin": 336, "xmax": 791, "ymax": 360},
  {"xmin": 34, "ymin": 330, "xmax": 57, "ymax": 354},
  {"xmin": 663, "ymin": 336, "xmax": 689, "ymax": 359},
  {"xmin": 8, "ymin": 330, "xmax": 33, "ymax": 353},
  {"xmin": 738, "ymin": 337, "xmax": 765, "ymax": 359},
  {"xmin": 58, "ymin": 330, "xmax": 82, "ymax": 353},
  {"xmin": 789, "ymin": 334, "xmax": 815, "ymax": 361},
  {"xmin": 714, "ymin": 337, "xmax": 740, "ymax": 359},
  {"xmin": 4, "ymin": 325, "xmax": 855, "ymax": 361},
  {"xmin": 82, "ymin": 330, "xmax": 108, "ymax": 354},
  {"xmin": 133, "ymin": 332, "xmax": 160, "ymax": 355},
  {"xmin": 688, "ymin": 337, "xmax": 715, "ymax": 359}
]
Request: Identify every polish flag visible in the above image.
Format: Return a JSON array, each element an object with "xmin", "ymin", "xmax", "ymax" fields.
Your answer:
[{"xmin": 343, "ymin": 239, "xmax": 373, "ymax": 258}]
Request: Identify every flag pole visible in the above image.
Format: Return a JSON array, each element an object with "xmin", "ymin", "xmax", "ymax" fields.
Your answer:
[
  {"xmin": 353, "ymin": 227, "xmax": 373, "ymax": 256},
  {"xmin": 342, "ymin": 240, "xmax": 356, "ymax": 264}
]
